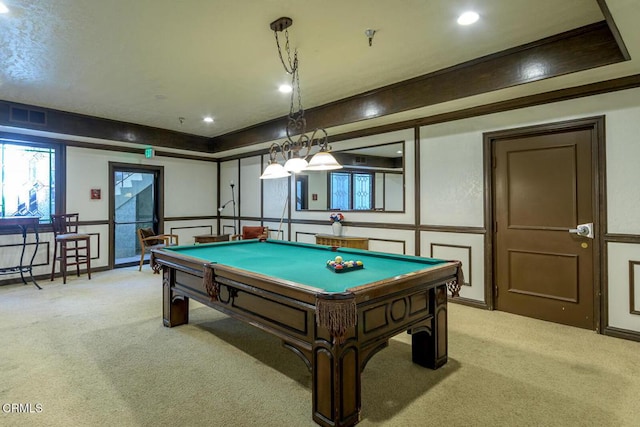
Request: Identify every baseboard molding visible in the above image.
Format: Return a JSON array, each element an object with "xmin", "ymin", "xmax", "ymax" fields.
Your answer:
[
  {"xmin": 449, "ymin": 296, "xmax": 489, "ymax": 310},
  {"xmin": 0, "ymin": 266, "xmax": 111, "ymax": 287},
  {"xmin": 603, "ymin": 326, "xmax": 640, "ymax": 342}
]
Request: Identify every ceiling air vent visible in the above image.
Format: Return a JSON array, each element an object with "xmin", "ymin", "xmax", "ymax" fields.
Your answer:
[
  {"xmin": 10, "ymin": 106, "xmax": 47, "ymax": 125},
  {"xmin": 354, "ymin": 156, "xmax": 367, "ymax": 164}
]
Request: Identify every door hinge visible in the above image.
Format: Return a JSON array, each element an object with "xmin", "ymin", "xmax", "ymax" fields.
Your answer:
[{"xmin": 494, "ymin": 285, "xmax": 499, "ymax": 298}]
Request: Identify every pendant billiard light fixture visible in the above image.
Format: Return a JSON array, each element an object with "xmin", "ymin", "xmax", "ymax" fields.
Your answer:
[{"xmin": 260, "ymin": 17, "xmax": 342, "ymax": 179}]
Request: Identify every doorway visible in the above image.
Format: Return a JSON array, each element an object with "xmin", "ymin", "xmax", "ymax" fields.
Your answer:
[
  {"xmin": 485, "ymin": 117, "xmax": 603, "ymax": 330},
  {"xmin": 109, "ymin": 163, "xmax": 164, "ymax": 268}
]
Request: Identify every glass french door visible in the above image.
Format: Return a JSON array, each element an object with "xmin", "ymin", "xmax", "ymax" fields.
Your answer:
[{"xmin": 110, "ymin": 164, "xmax": 162, "ymax": 268}]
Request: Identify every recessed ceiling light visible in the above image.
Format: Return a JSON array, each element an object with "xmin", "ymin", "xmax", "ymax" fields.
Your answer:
[
  {"xmin": 457, "ymin": 11, "xmax": 479, "ymax": 26},
  {"xmin": 203, "ymin": 117, "xmax": 214, "ymax": 123},
  {"xmin": 278, "ymin": 84, "xmax": 292, "ymax": 93},
  {"xmin": 0, "ymin": 2, "xmax": 9, "ymax": 14}
]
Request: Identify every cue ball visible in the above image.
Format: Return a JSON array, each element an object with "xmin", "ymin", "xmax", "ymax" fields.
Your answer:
[{"xmin": 334, "ymin": 255, "xmax": 343, "ymax": 263}]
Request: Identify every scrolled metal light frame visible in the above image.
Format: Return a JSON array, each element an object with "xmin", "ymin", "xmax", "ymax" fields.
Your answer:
[{"xmin": 260, "ymin": 17, "xmax": 341, "ymax": 179}]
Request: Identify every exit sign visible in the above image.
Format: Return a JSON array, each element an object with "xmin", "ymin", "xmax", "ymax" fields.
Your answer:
[{"xmin": 144, "ymin": 147, "xmax": 154, "ymax": 158}]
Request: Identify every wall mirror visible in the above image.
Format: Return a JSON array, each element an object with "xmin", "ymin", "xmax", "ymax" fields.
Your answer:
[{"xmin": 295, "ymin": 141, "xmax": 404, "ymax": 212}]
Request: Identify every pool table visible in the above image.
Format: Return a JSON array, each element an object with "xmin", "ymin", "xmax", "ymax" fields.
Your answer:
[{"xmin": 152, "ymin": 239, "xmax": 462, "ymax": 427}]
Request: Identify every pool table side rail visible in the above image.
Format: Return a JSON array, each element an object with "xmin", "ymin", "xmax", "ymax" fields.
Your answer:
[
  {"xmin": 346, "ymin": 261, "xmax": 460, "ymax": 299},
  {"xmin": 153, "ymin": 248, "xmax": 336, "ymax": 305},
  {"xmin": 153, "ymin": 246, "xmax": 461, "ymax": 304},
  {"xmin": 154, "ymin": 246, "xmax": 460, "ymax": 351}
]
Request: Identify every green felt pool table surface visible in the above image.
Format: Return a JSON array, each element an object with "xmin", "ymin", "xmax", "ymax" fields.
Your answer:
[{"xmin": 162, "ymin": 239, "xmax": 449, "ymax": 293}]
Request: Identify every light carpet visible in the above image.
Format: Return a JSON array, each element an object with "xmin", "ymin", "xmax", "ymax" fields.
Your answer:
[{"xmin": 1, "ymin": 268, "xmax": 639, "ymax": 426}]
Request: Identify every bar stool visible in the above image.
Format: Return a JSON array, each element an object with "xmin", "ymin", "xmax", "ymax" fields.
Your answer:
[{"xmin": 50, "ymin": 213, "xmax": 91, "ymax": 284}]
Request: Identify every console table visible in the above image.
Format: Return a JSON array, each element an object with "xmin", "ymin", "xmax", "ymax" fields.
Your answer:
[
  {"xmin": 194, "ymin": 234, "xmax": 230, "ymax": 244},
  {"xmin": 315, "ymin": 234, "xmax": 369, "ymax": 250},
  {"xmin": 0, "ymin": 216, "xmax": 41, "ymax": 289}
]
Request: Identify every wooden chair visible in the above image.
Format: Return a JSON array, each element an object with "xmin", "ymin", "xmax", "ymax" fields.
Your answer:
[
  {"xmin": 231, "ymin": 226, "xmax": 269, "ymax": 241},
  {"xmin": 137, "ymin": 227, "xmax": 179, "ymax": 272},
  {"xmin": 50, "ymin": 213, "xmax": 91, "ymax": 284}
]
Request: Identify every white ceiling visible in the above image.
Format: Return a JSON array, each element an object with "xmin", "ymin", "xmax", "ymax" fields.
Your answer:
[{"xmin": 1, "ymin": 0, "xmax": 639, "ymax": 155}]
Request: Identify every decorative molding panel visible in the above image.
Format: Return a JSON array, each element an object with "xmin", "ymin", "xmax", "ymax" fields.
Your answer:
[
  {"xmin": 221, "ymin": 224, "xmax": 237, "ymax": 236},
  {"xmin": 369, "ymin": 239, "xmax": 406, "ymax": 255},
  {"xmin": 89, "ymin": 233, "xmax": 101, "ymax": 260},
  {"xmin": 295, "ymin": 232, "xmax": 316, "ymax": 245},
  {"xmin": 630, "ymin": 260, "xmax": 640, "ymax": 315},
  {"xmin": 430, "ymin": 243, "xmax": 472, "ymax": 287},
  {"xmin": 0, "ymin": 241, "xmax": 50, "ymax": 268}
]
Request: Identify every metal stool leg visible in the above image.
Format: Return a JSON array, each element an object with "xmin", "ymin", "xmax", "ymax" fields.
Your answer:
[
  {"xmin": 86, "ymin": 237, "xmax": 91, "ymax": 279},
  {"xmin": 51, "ymin": 240, "xmax": 58, "ymax": 281},
  {"xmin": 61, "ymin": 241, "xmax": 68, "ymax": 284}
]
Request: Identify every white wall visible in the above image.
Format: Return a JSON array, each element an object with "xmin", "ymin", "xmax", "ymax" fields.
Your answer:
[
  {"xmin": 607, "ymin": 243, "xmax": 640, "ymax": 332},
  {"xmin": 605, "ymin": 105, "xmax": 640, "ymax": 235},
  {"xmin": 420, "ymin": 131, "xmax": 484, "ymax": 227},
  {"xmin": 263, "ymin": 88, "xmax": 640, "ymax": 335},
  {"xmin": 0, "ymin": 147, "xmax": 218, "ymax": 281},
  {"xmin": 261, "ymin": 153, "xmax": 289, "ymax": 223},
  {"xmin": 240, "ymin": 157, "xmax": 262, "ymax": 218},
  {"xmin": 414, "ymin": 87, "xmax": 640, "ymax": 333},
  {"xmin": 3, "ymin": 87, "xmax": 640, "ymax": 336}
]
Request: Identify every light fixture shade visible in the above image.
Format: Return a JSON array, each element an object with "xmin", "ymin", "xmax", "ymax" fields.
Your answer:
[
  {"xmin": 284, "ymin": 157, "xmax": 308, "ymax": 172},
  {"xmin": 260, "ymin": 161, "xmax": 291, "ymax": 179},
  {"xmin": 305, "ymin": 151, "xmax": 342, "ymax": 171}
]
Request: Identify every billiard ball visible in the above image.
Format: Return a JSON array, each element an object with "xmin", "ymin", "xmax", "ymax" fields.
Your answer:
[{"xmin": 335, "ymin": 255, "xmax": 343, "ymax": 263}]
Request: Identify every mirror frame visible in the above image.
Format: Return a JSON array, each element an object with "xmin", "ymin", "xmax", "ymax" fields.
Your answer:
[{"xmin": 294, "ymin": 140, "xmax": 405, "ymax": 213}]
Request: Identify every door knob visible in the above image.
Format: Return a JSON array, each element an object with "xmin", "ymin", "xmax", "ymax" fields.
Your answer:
[{"xmin": 569, "ymin": 222, "xmax": 593, "ymax": 239}]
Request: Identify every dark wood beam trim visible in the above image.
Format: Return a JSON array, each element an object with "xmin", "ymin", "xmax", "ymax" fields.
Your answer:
[
  {"xmin": 79, "ymin": 220, "xmax": 109, "ymax": 226},
  {"xmin": 1, "ymin": 130, "xmax": 80, "ymax": 148},
  {"xmin": 414, "ymin": 127, "xmax": 421, "ymax": 256},
  {"xmin": 420, "ymin": 225, "xmax": 486, "ymax": 234},
  {"xmin": 330, "ymin": 73, "xmax": 640, "ymax": 145},
  {"xmin": 0, "ymin": 130, "xmax": 217, "ymax": 162},
  {"xmin": 165, "ymin": 215, "xmax": 217, "ymax": 222},
  {"xmin": 218, "ymin": 73, "xmax": 640, "ymax": 163},
  {"xmin": 597, "ymin": 0, "xmax": 631, "ymax": 60},
  {"xmin": 0, "ymin": 100, "xmax": 211, "ymax": 152},
  {"xmin": 209, "ymin": 21, "xmax": 625, "ymax": 152},
  {"xmin": 605, "ymin": 233, "xmax": 640, "ymax": 244},
  {"xmin": 0, "ymin": 22, "xmax": 630, "ymax": 157},
  {"xmin": 152, "ymin": 151, "xmax": 217, "ymax": 162}
]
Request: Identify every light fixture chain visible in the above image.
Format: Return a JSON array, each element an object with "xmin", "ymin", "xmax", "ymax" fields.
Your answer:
[
  {"xmin": 295, "ymin": 62, "xmax": 303, "ymax": 114},
  {"xmin": 274, "ymin": 28, "xmax": 296, "ymax": 75},
  {"xmin": 290, "ymin": 66, "xmax": 304, "ymax": 119},
  {"xmin": 260, "ymin": 16, "xmax": 342, "ymax": 179}
]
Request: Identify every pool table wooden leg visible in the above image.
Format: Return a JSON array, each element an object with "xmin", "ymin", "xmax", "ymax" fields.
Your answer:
[
  {"xmin": 162, "ymin": 268, "xmax": 189, "ymax": 327},
  {"xmin": 312, "ymin": 336, "xmax": 361, "ymax": 427},
  {"xmin": 411, "ymin": 284, "xmax": 448, "ymax": 369}
]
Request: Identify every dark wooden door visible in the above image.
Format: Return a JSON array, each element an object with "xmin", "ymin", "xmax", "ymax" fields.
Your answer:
[{"xmin": 493, "ymin": 129, "xmax": 595, "ymax": 329}]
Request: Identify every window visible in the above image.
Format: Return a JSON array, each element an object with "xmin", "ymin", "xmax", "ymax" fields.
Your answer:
[
  {"xmin": 329, "ymin": 171, "xmax": 373, "ymax": 210},
  {"xmin": 0, "ymin": 140, "xmax": 60, "ymax": 223}
]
